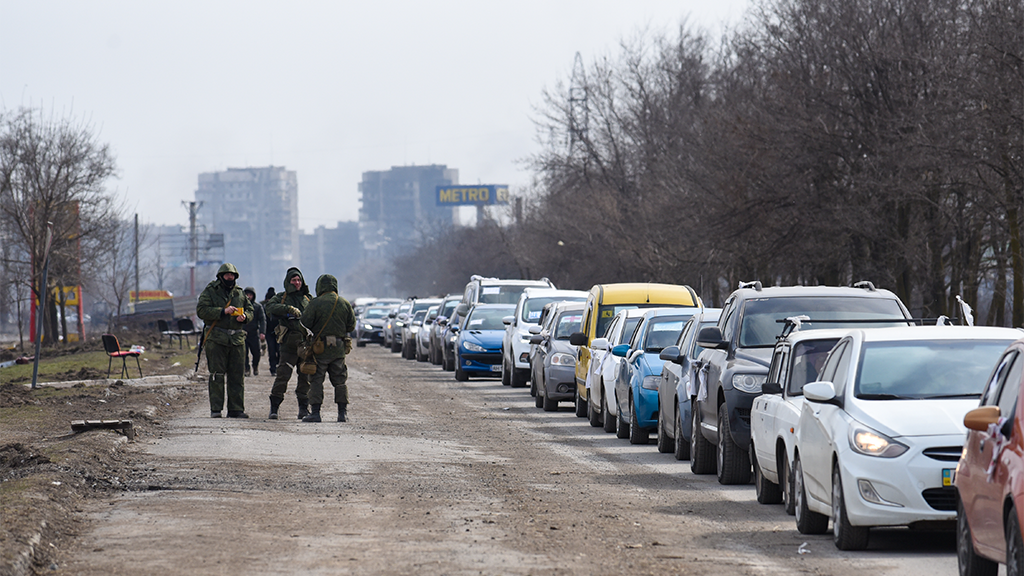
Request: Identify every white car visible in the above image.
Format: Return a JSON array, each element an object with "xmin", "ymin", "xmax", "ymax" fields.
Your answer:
[
  {"xmin": 792, "ymin": 325, "xmax": 1023, "ymax": 550},
  {"xmin": 587, "ymin": 308, "xmax": 648, "ymax": 435},
  {"xmin": 501, "ymin": 288, "xmax": 587, "ymax": 388},
  {"xmin": 750, "ymin": 326, "xmax": 847, "ymax": 513}
]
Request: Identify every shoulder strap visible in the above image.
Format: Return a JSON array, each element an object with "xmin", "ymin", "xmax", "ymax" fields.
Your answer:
[{"xmin": 312, "ymin": 294, "xmax": 339, "ymax": 342}]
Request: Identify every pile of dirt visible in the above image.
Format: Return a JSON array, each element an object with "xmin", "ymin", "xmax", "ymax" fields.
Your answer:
[{"xmin": 0, "ymin": 378, "xmax": 204, "ymax": 575}]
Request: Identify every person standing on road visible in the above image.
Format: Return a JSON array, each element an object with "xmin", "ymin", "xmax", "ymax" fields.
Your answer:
[
  {"xmin": 299, "ymin": 274, "xmax": 356, "ymax": 422},
  {"xmin": 262, "ymin": 287, "xmax": 280, "ymax": 376},
  {"xmin": 196, "ymin": 263, "xmax": 253, "ymax": 418},
  {"xmin": 264, "ymin": 267, "xmax": 313, "ymax": 420},
  {"xmin": 242, "ymin": 287, "xmax": 266, "ymax": 376}
]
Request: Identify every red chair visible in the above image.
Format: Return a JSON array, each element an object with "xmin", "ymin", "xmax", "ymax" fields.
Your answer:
[{"xmin": 102, "ymin": 334, "xmax": 143, "ymax": 379}]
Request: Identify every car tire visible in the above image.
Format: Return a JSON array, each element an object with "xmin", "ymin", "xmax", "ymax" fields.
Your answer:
[
  {"xmin": 542, "ymin": 390, "xmax": 558, "ymax": 412},
  {"xmin": 629, "ymin": 395, "xmax": 649, "ymax": 445},
  {"xmin": 575, "ymin": 389, "xmax": 587, "ymax": 418},
  {"xmin": 391, "ymin": 339, "xmax": 401, "ymax": 353},
  {"xmin": 356, "ymin": 340, "xmax": 365, "ymax": 348},
  {"xmin": 690, "ymin": 400, "xmax": 716, "ymax": 474},
  {"xmin": 535, "ymin": 387, "xmax": 544, "ymax": 408},
  {"xmin": 511, "ymin": 368, "xmax": 528, "ymax": 389},
  {"xmin": 832, "ymin": 464, "xmax": 869, "ymax": 550},
  {"xmin": 501, "ymin": 356, "xmax": 512, "ymax": 386},
  {"xmin": 753, "ymin": 446, "xmax": 782, "ymax": 504},
  {"xmin": 602, "ymin": 387, "xmax": 617, "ymax": 433},
  {"xmin": 716, "ymin": 403, "xmax": 751, "ymax": 485},
  {"xmin": 957, "ymin": 496, "xmax": 998, "ymax": 576},
  {"xmin": 588, "ymin": 389, "xmax": 602, "ymax": 427},
  {"xmin": 1007, "ymin": 505, "xmax": 1023, "ymax": 576},
  {"xmin": 416, "ymin": 346, "xmax": 427, "ymax": 362},
  {"xmin": 615, "ymin": 393, "xmax": 630, "ymax": 439},
  {"xmin": 794, "ymin": 456, "xmax": 829, "ymax": 535},
  {"xmin": 454, "ymin": 354, "xmax": 469, "ymax": 382},
  {"xmin": 656, "ymin": 401, "xmax": 672, "ymax": 453},
  {"xmin": 530, "ymin": 374, "xmax": 538, "ymax": 397},
  {"xmin": 674, "ymin": 405, "xmax": 690, "ymax": 460},
  {"xmin": 780, "ymin": 454, "xmax": 796, "ymax": 516}
]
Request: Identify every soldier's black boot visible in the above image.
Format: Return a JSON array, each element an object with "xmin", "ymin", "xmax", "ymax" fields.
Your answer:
[
  {"xmin": 297, "ymin": 400, "xmax": 310, "ymax": 420},
  {"xmin": 337, "ymin": 403, "xmax": 347, "ymax": 423},
  {"xmin": 268, "ymin": 396, "xmax": 281, "ymax": 420},
  {"xmin": 302, "ymin": 404, "xmax": 321, "ymax": 423}
]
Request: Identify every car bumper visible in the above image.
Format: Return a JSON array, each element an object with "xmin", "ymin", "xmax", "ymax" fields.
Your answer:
[
  {"xmin": 836, "ymin": 434, "xmax": 963, "ymax": 526},
  {"xmin": 460, "ymin": 352, "xmax": 502, "ymax": 374},
  {"xmin": 357, "ymin": 329, "xmax": 385, "ymax": 343},
  {"xmin": 635, "ymin": 386, "xmax": 659, "ymax": 429},
  {"xmin": 723, "ymin": 388, "xmax": 757, "ymax": 449},
  {"xmin": 543, "ymin": 365, "xmax": 576, "ymax": 399},
  {"xmin": 511, "ymin": 337, "xmax": 532, "ymax": 370}
]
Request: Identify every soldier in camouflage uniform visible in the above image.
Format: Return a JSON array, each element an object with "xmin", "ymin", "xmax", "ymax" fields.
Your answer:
[
  {"xmin": 196, "ymin": 263, "xmax": 254, "ymax": 418},
  {"xmin": 264, "ymin": 267, "xmax": 313, "ymax": 419},
  {"xmin": 299, "ymin": 274, "xmax": 356, "ymax": 422}
]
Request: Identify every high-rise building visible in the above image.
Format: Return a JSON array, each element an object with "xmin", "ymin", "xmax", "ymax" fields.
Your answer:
[
  {"xmin": 358, "ymin": 164, "xmax": 458, "ymax": 257},
  {"xmin": 299, "ymin": 221, "xmax": 361, "ymax": 290},
  {"xmin": 195, "ymin": 166, "xmax": 299, "ymax": 294}
]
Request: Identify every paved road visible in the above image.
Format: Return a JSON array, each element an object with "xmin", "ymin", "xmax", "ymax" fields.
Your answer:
[{"xmin": 63, "ymin": 345, "xmax": 961, "ymax": 575}]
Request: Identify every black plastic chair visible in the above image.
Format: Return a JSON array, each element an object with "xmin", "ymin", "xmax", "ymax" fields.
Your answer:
[
  {"xmin": 177, "ymin": 318, "xmax": 201, "ymax": 348},
  {"xmin": 158, "ymin": 319, "xmax": 183, "ymax": 348},
  {"xmin": 102, "ymin": 334, "xmax": 143, "ymax": 379}
]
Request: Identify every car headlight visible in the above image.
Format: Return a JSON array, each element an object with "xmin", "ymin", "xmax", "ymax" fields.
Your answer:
[
  {"xmin": 641, "ymin": 375, "xmax": 660, "ymax": 390},
  {"xmin": 849, "ymin": 426, "xmax": 908, "ymax": 458},
  {"xmin": 363, "ymin": 323, "xmax": 373, "ymax": 330},
  {"xmin": 731, "ymin": 373, "xmax": 767, "ymax": 393},
  {"xmin": 463, "ymin": 341, "xmax": 486, "ymax": 353},
  {"xmin": 395, "ymin": 321, "xmax": 405, "ymax": 328},
  {"xmin": 550, "ymin": 353, "xmax": 575, "ymax": 366}
]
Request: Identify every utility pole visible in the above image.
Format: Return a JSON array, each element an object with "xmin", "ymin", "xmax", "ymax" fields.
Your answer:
[
  {"xmin": 133, "ymin": 214, "xmax": 140, "ymax": 304},
  {"xmin": 568, "ymin": 51, "xmax": 589, "ymax": 159},
  {"xmin": 182, "ymin": 201, "xmax": 202, "ymax": 296}
]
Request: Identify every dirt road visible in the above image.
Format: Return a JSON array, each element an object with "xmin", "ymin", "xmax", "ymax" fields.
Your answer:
[{"xmin": 60, "ymin": 346, "xmax": 958, "ymax": 575}]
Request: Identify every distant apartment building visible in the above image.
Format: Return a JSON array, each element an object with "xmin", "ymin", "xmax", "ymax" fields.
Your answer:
[
  {"xmin": 299, "ymin": 221, "xmax": 361, "ymax": 288},
  {"xmin": 195, "ymin": 166, "xmax": 299, "ymax": 295},
  {"xmin": 358, "ymin": 164, "xmax": 459, "ymax": 257}
]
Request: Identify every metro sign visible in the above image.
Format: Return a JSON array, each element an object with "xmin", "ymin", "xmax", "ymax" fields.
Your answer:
[{"xmin": 436, "ymin": 185, "xmax": 510, "ymax": 206}]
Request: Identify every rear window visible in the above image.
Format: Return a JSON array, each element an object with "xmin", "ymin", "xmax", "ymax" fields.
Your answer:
[
  {"xmin": 855, "ymin": 339, "xmax": 1012, "ymax": 399},
  {"xmin": 739, "ymin": 297, "xmax": 907, "ymax": 348}
]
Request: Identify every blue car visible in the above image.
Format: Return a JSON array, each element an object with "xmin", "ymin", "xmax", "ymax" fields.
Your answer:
[
  {"xmin": 613, "ymin": 308, "xmax": 694, "ymax": 445},
  {"xmin": 454, "ymin": 303, "xmax": 515, "ymax": 381}
]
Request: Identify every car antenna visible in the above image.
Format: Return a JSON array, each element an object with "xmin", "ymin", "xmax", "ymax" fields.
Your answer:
[{"xmin": 646, "ymin": 281, "xmax": 651, "ymax": 303}]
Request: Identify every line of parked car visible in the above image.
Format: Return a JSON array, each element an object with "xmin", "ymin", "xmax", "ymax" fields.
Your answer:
[{"xmin": 353, "ymin": 277, "xmax": 1024, "ymax": 573}]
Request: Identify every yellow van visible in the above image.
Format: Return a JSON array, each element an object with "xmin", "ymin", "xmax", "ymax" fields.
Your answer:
[{"xmin": 568, "ymin": 283, "xmax": 701, "ymax": 417}]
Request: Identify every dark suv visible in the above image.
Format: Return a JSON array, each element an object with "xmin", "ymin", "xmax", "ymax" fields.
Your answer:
[{"xmin": 692, "ymin": 281, "xmax": 911, "ymax": 485}]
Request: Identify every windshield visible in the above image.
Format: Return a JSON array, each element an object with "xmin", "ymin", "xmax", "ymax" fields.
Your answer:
[
  {"xmin": 523, "ymin": 296, "xmax": 586, "ymax": 322},
  {"xmin": 788, "ymin": 339, "xmax": 840, "ymax": 396},
  {"xmin": 855, "ymin": 339, "xmax": 1012, "ymax": 399},
  {"xmin": 739, "ymin": 297, "xmax": 907, "ymax": 348},
  {"xmin": 465, "ymin": 306, "xmax": 515, "ymax": 331},
  {"xmin": 555, "ymin": 313, "xmax": 583, "ymax": 339},
  {"xmin": 440, "ymin": 300, "xmax": 459, "ymax": 319},
  {"xmin": 411, "ymin": 300, "xmax": 439, "ymax": 313},
  {"xmin": 479, "ymin": 284, "xmax": 541, "ymax": 304},
  {"xmin": 597, "ymin": 304, "xmax": 679, "ymax": 339},
  {"xmin": 364, "ymin": 307, "xmax": 389, "ymax": 319},
  {"xmin": 412, "ymin": 310, "xmax": 427, "ymax": 324},
  {"xmin": 643, "ymin": 317, "xmax": 690, "ymax": 353}
]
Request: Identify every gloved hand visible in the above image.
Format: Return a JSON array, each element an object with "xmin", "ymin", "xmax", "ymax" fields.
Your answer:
[{"xmin": 287, "ymin": 306, "xmax": 302, "ymax": 317}]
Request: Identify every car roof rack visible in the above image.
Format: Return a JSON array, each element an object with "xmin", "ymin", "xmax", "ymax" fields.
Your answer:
[
  {"xmin": 852, "ymin": 281, "xmax": 876, "ymax": 291},
  {"xmin": 774, "ymin": 316, "xmax": 967, "ymax": 340},
  {"xmin": 738, "ymin": 280, "xmax": 762, "ymax": 291}
]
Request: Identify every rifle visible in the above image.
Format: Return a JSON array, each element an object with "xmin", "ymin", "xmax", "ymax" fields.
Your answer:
[{"xmin": 193, "ymin": 320, "xmax": 216, "ymax": 375}]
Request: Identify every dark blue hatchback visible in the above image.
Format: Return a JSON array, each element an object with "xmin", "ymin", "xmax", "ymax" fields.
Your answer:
[{"xmin": 454, "ymin": 303, "xmax": 515, "ymax": 381}]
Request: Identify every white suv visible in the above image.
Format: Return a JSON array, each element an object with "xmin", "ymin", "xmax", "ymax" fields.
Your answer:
[{"xmin": 501, "ymin": 288, "xmax": 588, "ymax": 387}]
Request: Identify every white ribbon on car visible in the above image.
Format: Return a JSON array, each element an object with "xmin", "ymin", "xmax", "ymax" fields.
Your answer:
[
  {"xmin": 586, "ymin": 348, "xmax": 614, "ymax": 390},
  {"xmin": 985, "ymin": 416, "xmax": 1009, "ymax": 482},
  {"xmin": 696, "ymin": 365, "xmax": 709, "ymax": 403}
]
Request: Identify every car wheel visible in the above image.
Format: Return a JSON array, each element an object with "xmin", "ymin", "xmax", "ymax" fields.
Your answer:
[
  {"xmin": 511, "ymin": 368, "xmax": 528, "ymax": 389},
  {"xmin": 602, "ymin": 387, "xmax": 616, "ymax": 433},
  {"xmin": 416, "ymin": 346, "xmax": 427, "ymax": 362},
  {"xmin": 690, "ymin": 400, "xmax": 716, "ymax": 474},
  {"xmin": 832, "ymin": 464, "xmax": 869, "ymax": 550},
  {"xmin": 356, "ymin": 340, "xmax": 365, "ymax": 348},
  {"xmin": 794, "ymin": 456, "xmax": 829, "ymax": 535},
  {"xmin": 957, "ymin": 496, "xmax": 998, "ymax": 576},
  {"xmin": 674, "ymin": 405, "xmax": 690, "ymax": 460},
  {"xmin": 615, "ymin": 393, "xmax": 630, "ymax": 439},
  {"xmin": 391, "ymin": 339, "xmax": 401, "ymax": 353},
  {"xmin": 588, "ymin": 388, "xmax": 602, "ymax": 427},
  {"xmin": 780, "ymin": 454, "xmax": 796, "ymax": 516},
  {"xmin": 656, "ymin": 401, "xmax": 672, "ymax": 453},
  {"xmin": 501, "ymin": 356, "xmax": 511, "ymax": 386},
  {"xmin": 752, "ymin": 445, "xmax": 782, "ymax": 504},
  {"xmin": 716, "ymin": 403, "xmax": 751, "ymax": 485},
  {"xmin": 1007, "ymin": 505, "xmax": 1023, "ymax": 576},
  {"xmin": 629, "ymin": 395, "xmax": 649, "ymax": 445},
  {"xmin": 530, "ymin": 374, "xmax": 538, "ymax": 397},
  {"xmin": 535, "ymin": 385, "xmax": 544, "ymax": 408},
  {"xmin": 575, "ymin": 388, "xmax": 587, "ymax": 417},
  {"xmin": 455, "ymin": 366, "xmax": 469, "ymax": 381},
  {"xmin": 542, "ymin": 389, "xmax": 558, "ymax": 412}
]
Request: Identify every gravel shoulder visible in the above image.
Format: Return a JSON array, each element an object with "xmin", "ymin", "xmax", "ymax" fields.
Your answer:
[{"xmin": 7, "ymin": 346, "xmax": 958, "ymax": 575}]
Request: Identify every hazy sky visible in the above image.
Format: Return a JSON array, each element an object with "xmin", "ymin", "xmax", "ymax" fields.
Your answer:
[{"xmin": 1, "ymin": 1, "xmax": 750, "ymax": 232}]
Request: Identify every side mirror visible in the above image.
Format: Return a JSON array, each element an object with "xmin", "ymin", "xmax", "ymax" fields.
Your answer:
[
  {"xmin": 529, "ymin": 335, "xmax": 544, "ymax": 345},
  {"xmin": 659, "ymin": 345, "xmax": 681, "ymax": 363},
  {"xmin": 611, "ymin": 344, "xmax": 630, "ymax": 357},
  {"xmin": 502, "ymin": 315, "xmax": 514, "ymax": 326},
  {"xmin": 456, "ymin": 303, "xmax": 469, "ymax": 316},
  {"xmin": 528, "ymin": 325, "xmax": 543, "ymax": 335},
  {"xmin": 696, "ymin": 326, "xmax": 728, "ymax": 350},
  {"xmin": 761, "ymin": 382, "xmax": 783, "ymax": 395},
  {"xmin": 398, "ymin": 313, "xmax": 409, "ymax": 321},
  {"xmin": 438, "ymin": 317, "xmax": 448, "ymax": 326},
  {"xmin": 450, "ymin": 325, "xmax": 460, "ymax": 334},
  {"xmin": 388, "ymin": 312, "xmax": 396, "ymax": 318},
  {"xmin": 964, "ymin": 405, "xmax": 1001, "ymax": 432},
  {"xmin": 803, "ymin": 381, "xmax": 836, "ymax": 403},
  {"xmin": 591, "ymin": 337, "xmax": 610, "ymax": 351},
  {"xmin": 569, "ymin": 332, "xmax": 587, "ymax": 346}
]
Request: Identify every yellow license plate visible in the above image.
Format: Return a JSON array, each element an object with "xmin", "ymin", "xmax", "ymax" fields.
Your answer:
[{"xmin": 943, "ymin": 468, "xmax": 955, "ymax": 487}]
